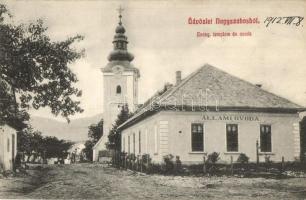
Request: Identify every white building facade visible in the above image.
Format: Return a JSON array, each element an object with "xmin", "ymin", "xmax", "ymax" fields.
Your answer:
[
  {"xmin": 119, "ymin": 65, "xmax": 306, "ymax": 164},
  {"xmin": 0, "ymin": 124, "xmax": 17, "ymax": 170}
]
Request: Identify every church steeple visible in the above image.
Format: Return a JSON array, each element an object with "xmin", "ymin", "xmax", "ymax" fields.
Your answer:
[
  {"xmin": 94, "ymin": 7, "xmax": 140, "ymax": 159},
  {"xmin": 108, "ymin": 8, "xmax": 134, "ymax": 62}
]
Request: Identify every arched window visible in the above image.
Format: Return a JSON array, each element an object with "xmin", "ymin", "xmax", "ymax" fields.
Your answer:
[{"xmin": 116, "ymin": 85, "xmax": 121, "ymax": 94}]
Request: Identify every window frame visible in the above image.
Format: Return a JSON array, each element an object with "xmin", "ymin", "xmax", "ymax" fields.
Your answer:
[
  {"xmin": 133, "ymin": 133, "xmax": 135, "ymax": 154},
  {"xmin": 260, "ymin": 124, "xmax": 272, "ymax": 153},
  {"xmin": 128, "ymin": 135, "xmax": 130, "ymax": 154},
  {"xmin": 138, "ymin": 131, "xmax": 141, "ymax": 154},
  {"xmin": 226, "ymin": 124, "xmax": 239, "ymax": 152},
  {"xmin": 191, "ymin": 123, "xmax": 204, "ymax": 152}
]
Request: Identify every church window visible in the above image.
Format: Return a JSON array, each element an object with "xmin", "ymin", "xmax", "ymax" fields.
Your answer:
[
  {"xmin": 191, "ymin": 123, "xmax": 204, "ymax": 152},
  {"xmin": 116, "ymin": 85, "xmax": 121, "ymax": 94},
  {"xmin": 260, "ymin": 125, "xmax": 272, "ymax": 152},
  {"xmin": 226, "ymin": 124, "xmax": 238, "ymax": 152}
]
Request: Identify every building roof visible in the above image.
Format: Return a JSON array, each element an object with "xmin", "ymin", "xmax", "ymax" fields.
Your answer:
[{"xmin": 118, "ymin": 64, "xmax": 304, "ymax": 130}]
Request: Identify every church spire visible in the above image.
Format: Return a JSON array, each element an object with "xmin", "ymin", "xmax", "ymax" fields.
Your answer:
[{"xmin": 108, "ymin": 6, "xmax": 134, "ymax": 62}]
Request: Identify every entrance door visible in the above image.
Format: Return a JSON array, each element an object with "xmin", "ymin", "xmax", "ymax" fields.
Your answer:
[{"xmin": 300, "ymin": 117, "xmax": 306, "ymax": 162}]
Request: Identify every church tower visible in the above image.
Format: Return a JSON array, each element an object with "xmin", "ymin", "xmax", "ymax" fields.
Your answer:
[{"xmin": 93, "ymin": 9, "xmax": 140, "ymax": 160}]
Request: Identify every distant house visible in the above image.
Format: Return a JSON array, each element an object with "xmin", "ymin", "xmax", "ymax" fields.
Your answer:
[
  {"xmin": 118, "ymin": 64, "xmax": 306, "ymax": 164},
  {"xmin": 93, "ymin": 139, "xmax": 105, "ymax": 162},
  {"xmin": 68, "ymin": 142, "xmax": 86, "ymax": 163},
  {"xmin": 0, "ymin": 124, "xmax": 17, "ymax": 171}
]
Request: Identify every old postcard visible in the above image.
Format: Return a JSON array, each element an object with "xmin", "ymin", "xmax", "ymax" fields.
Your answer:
[{"xmin": 0, "ymin": 0, "xmax": 306, "ymax": 199}]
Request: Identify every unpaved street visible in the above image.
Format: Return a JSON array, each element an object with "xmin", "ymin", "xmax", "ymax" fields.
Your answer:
[{"xmin": 0, "ymin": 163, "xmax": 306, "ymax": 199}]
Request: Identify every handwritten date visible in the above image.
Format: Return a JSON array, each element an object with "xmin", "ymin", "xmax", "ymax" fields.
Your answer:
[{"xmin": 264, "ymin": 16, "xmax": 303, "ymax": 27}]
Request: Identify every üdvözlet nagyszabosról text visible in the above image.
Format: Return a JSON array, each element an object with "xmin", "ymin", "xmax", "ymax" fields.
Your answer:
[{"xmin": 188, "ymin": 17, "xmax": 260, "ymax": 25}]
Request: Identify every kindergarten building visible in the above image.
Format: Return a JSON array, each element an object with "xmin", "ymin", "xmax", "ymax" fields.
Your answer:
[
  {"xmin": 118, "ymin": 64, "xmax": 306, "ymax": 164},
  {"xmin": 93, "ymin": 11, "xmax": 306, "ymax": 163}
]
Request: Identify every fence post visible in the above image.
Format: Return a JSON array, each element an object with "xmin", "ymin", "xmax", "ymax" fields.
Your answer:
[
  {"xmin": 281, "ymin": 156, "xmax": 285, "ymax": 173},
  {"xmin": 230, "ymin": 156, "xmax": 234, "ymax": 176},
  {"xmin": 123, "ymin": 153, "xmax": 127, "ymax": 169},
  {"xmin": 129, "ymin": 157, "xmax": 131, "ymax": 170},
  {"xmin": 203, "ymin": 156, "xmax": 206, "ymax": 174},
  {"xmin": 140, "ymin": 157, "xmax": 143, "ymax": 173},
  {"xmin": 136, "ymin": 155, "xmax": 140, "ymax": 171},
  {"xmin": 122, "ymin": 153, "xmax": 124, "ymax": 169},
  {"xmin": 147, "ymin": 156, "xmax": 150, "ymax": 173}
]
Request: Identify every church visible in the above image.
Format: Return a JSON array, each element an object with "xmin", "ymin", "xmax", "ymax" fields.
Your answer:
[
  {"xmin": 93, "ymin": 10, "xmax": 140, "ymax": 161},
  {"xmin": 94, "ymin": 11, "xmax": 306, "ymax": 163}
]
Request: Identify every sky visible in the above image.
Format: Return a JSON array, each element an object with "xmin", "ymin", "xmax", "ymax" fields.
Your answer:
[{"xmin": 3, "ymin": 0, "xmax": 306, "ymax": 121}]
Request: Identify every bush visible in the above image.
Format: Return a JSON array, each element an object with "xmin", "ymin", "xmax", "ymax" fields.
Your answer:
[
  {"xmin": 265, "ymin": 155, "xmax": 272, "ymax": 163},
  {"xmin": 127, "ymin": 153, "xmax": 136, "ymax": 161},
  {"xmin": 162, "ymin": 154, "xmax": 175, "ymax": 174},
  {"xmin": 206, "ymin": 152, "xmax": 220, "ymax": 164},
  {"xmin": 175, "ymin": 156, "xmax": 182, "ymax": 173},
  {"xmin": 237, "ymin": 153, "xmax": 249, "ymax": 164},
  {"xmin": 141, "ymin": 154, "xmax": 151, "ymax": 164}
]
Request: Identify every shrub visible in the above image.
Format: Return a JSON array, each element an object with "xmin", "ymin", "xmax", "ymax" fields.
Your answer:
[
  {"xmin": 128, "ymin": 153, "xmax": 136, "ymax": 161},
  {"xmin": 142, "ymin": 154, "xmax": 151, "ymax": 164},
  {"xmin": 162, "ymin": 154, "xmax": 175, "ymax": 174},
  {"xmin": 265, "ymin": 155, "xmax": 272, "ymax": 163},
  {"xmin": 237, "ymin": 153, "xmax": 249, "ymax": 164},
  {"xmin": 175, "ymin": 156, "xmax": 182, "ymax": 173},
  {"xmin": 206, "ymin": 152, "xmax": 220, "ymax": 164}
]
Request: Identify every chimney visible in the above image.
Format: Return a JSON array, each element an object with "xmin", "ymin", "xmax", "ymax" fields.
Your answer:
[{"xmin": 176, "ymin": 71, "xmax": 182, "ymax": 85}]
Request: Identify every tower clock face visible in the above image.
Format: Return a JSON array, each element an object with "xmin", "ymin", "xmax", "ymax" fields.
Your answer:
[{"xmin": 112, "ymin": 65, "xmax": 124, "ymax": 74}]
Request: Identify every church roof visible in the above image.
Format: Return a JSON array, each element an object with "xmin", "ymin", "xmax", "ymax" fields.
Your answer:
[
  {"xmin": 101, "ymin": 11, "xmax": 139, "ymax": 77},
  {"xmin": 118, "ymin": 63, "xmax": 304, "ymax": 130}
]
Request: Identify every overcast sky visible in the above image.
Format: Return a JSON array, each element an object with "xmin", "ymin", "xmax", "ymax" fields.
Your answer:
[{"xmin": 4, "ymin": 0, "xmax": 306, "ymax": 121}]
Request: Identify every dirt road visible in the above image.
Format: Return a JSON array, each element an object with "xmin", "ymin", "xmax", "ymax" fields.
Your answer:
[{"xmin": 0, "ymin": 163, "xmax": 305, "ymax": 199}]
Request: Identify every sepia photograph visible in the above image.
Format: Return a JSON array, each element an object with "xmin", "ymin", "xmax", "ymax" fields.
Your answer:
[{"xmin": 0, "ymin": 0, "xmax": 306, "ymax": 199}]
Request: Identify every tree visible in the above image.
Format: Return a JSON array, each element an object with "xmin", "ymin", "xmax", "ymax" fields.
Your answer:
[
  {"xmin": 88, "ymin": 119, "xmax": 103, "ymax": 143},
  {"xmin": 107, "ymin": 104, "xmax": 131, "ymax": 151},
  {"xmin": 42, "ymin": 136, "xmax": 72, "ymax": 160},
  {"xmin": 83, "ymin": 140, "xmax": 95, "ymax": 161},
  {"xmin": 82, "ymin": 118, "xmax": 103, "ymax": 161},
  {"xmin": 17, "ymin": 126, "xmax": 73, "ymax": 162},
  {"xmin": 0, "ymin": 4, "xmax": 84, "ymax": 129}
]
